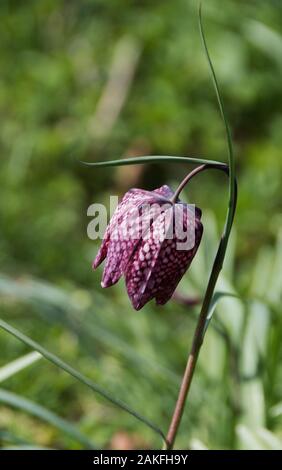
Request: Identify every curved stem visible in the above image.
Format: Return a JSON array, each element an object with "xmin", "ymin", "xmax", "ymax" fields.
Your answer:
[
  {"xmin": 171, "ymin": 163, "xmax": 229, "ymax": 203},
  {"xmin": 165, "ymin": 6, "xmax": 237, "ymax": 449}
]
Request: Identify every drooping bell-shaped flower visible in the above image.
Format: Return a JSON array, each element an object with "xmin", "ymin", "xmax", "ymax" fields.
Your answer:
[{"xmin": 93, "ymin": 185, "xmax": 203, "ymax": 310}]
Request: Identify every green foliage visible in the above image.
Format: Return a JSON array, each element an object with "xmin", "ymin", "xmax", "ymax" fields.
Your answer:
[{"xmin": 0, "ymin": 0, "xmax": 281, "ymax": 450}]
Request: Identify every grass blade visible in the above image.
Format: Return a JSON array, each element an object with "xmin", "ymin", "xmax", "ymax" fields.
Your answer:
[
  {"xmin": 81, "ymin": 155, "xmax": 224, "ymax": 168},
  {"xmin": 0, "ymin": 352, "xmax": 41, "ymax": 383},
  {"xmin": 199, "ymin": 5, "xmax": 236, "ymax": 237},
  {"xmin": 0, "ymin": 318, "xmax": 165, "ymax": 443},
  {"xmin": 204, "ymin": 291, "xmax": 240, "ymax": 336},
  {"xmin": 0, "ymin": 388, "xmax": 94, "ymax": 449},
  {"xmin": 0, "ymin": 275, "xmax": 180, "ymax": 383}
]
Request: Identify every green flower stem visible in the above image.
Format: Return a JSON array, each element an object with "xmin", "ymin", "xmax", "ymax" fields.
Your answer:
[
  {"xmin": 165, "ymin": 6, "xmax": 238, "ymax": 449},
  {"xmin": 170, "ymin": 162, "xmax": 229, "ymax": 203}
]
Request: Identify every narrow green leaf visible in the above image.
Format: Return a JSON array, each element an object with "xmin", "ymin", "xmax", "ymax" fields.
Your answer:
[
  {"xmin": 81, "ymin": 155, "xmax": 223, "ymax": 168},
  {"xmin": 0, "ymin": 318, "xmax": 165, "ymax": 442},
  {"xmin": 203, "ymin": 291, "xmax": 239, "ymax": 337},
  {"xmin": 0, "ymin": 388, "xmax": 94, "ymax": 449},
  {"xmin": 0, "ymin": 351, "xmax": 41, "ymax": 383},
  {"xmin": 199, "ymin": 5, "xmax": 237, "ymax": 238}
]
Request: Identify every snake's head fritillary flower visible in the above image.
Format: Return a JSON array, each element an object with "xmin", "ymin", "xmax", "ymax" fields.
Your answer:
[{"xmin": 93, "ymin": 185, "xmax": 203, "ymax": 310}]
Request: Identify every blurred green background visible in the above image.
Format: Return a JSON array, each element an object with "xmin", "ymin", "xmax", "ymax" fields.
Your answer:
[{"xmin": 0, "ymin": 0, "xmax": 282, "ymax": 450}]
